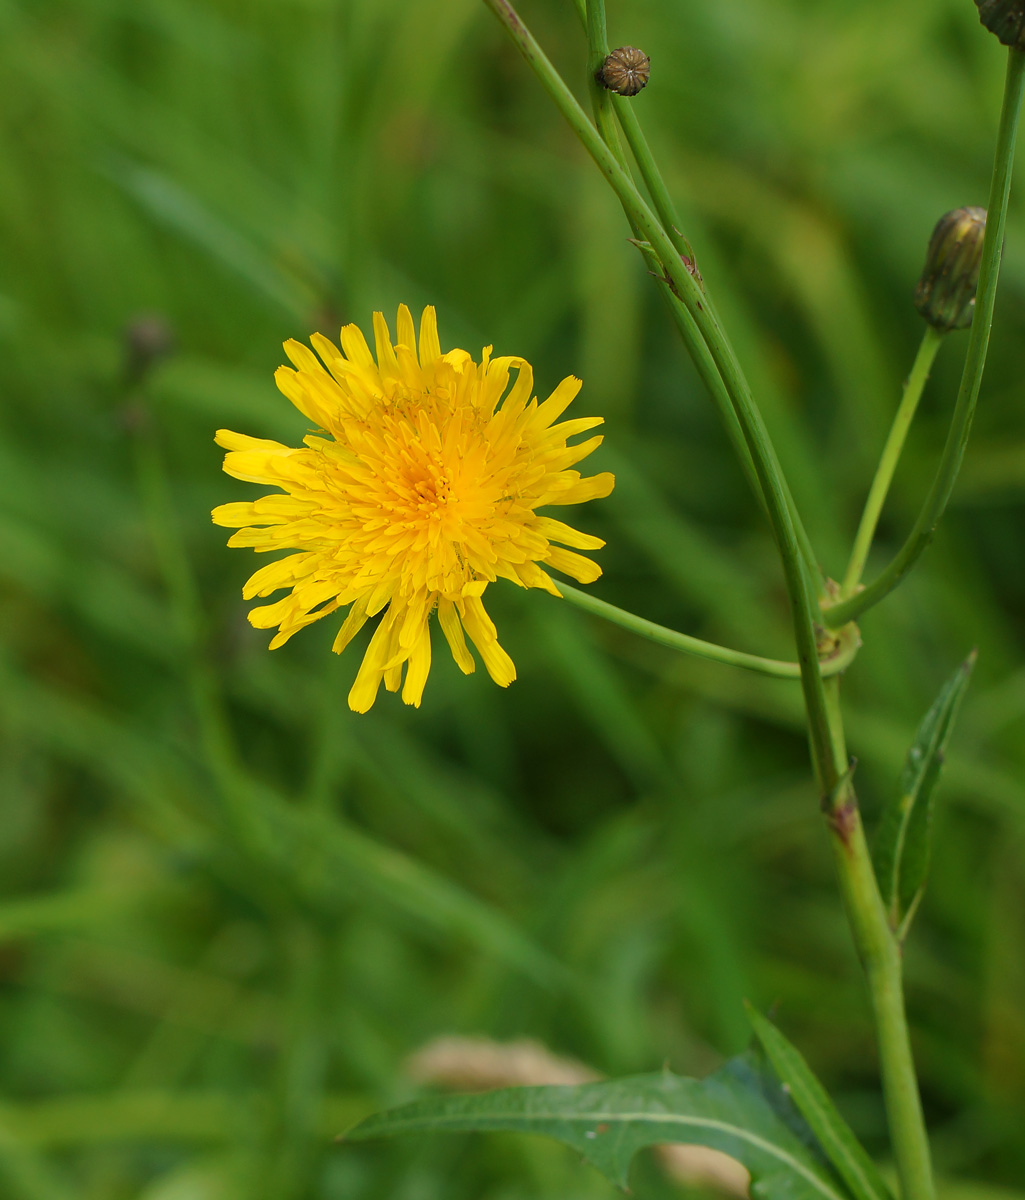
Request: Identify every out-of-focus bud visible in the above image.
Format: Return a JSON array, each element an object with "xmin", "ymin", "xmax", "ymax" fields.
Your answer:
[
  {"xmin": 974, "ymin": 0, "xmax": 1025, "ymax": 50},
  {"xmin": 598, "ymin": 47, "xmax": 650, "ymax": 97},
  {"xmin": 913, "ymin": 207, "xmax": 987, "ymax": 333},
  {"xmin": 124, "ymin": 313, "xmax": 175, "ymax": 387}
]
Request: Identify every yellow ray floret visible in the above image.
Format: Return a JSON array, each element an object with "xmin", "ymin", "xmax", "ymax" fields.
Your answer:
[{"xmin": 212, "ymin": 305, "xmax": 615, "ymax": 712}]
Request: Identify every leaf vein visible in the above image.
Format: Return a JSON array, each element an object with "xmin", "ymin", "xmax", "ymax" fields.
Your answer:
[{"xmin": 363, "ymin": 1109, "xmax": 847, "ymax": 1200}]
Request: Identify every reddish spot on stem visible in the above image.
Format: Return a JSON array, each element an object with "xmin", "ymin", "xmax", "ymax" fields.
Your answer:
[{"xmin": 828, "ymin": 798, "xmax": 858, "ymax": 848}]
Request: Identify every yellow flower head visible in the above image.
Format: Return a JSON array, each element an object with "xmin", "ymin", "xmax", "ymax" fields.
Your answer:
[{"xmin": 212, "ymin": 305, "xmax": 614, "ymax": 713}]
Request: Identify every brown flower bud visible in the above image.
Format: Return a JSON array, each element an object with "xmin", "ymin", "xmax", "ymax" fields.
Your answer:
[
  {"xmin": 598, "ymin": 47, "xmax": 650, "ymax": 97},
  {"xmin": 124, "ymin": 313, "xmax": 175, "ymax": 386},
  {"xmin": 913, "ymin": 207, "xmax": 987, "ymax": 333},
  {"xmin": 974, "ymin": 0, "xmax": 1025, "ymax": 49}
]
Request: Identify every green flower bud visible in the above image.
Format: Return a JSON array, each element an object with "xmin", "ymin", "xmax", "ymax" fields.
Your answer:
[
  {"xmin": 913, "ymin": 206, "xmax": 987, "ymax": 333},
  {"xmin": 974, "ymin": 0, "xmax": 1025, "ymax": 49}
]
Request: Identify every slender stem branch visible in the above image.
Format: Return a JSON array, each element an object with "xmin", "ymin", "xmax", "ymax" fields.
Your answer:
[
  {"xmin": 557, "ymin": 584, "xmax": 858, "ymax": 679},
  {"xmin": 581, "ymin": 0, "xmax": 816, "ymax": 605},
  {"xmin": 584, "ymin": 0, "xmax": 618, "ymax": 148},
  {"xmin": 574, "ymin": 0, "xmax": 822, "ymax": 591},
  {"xmin": 821, "ymin": 681, "xmax": 935, "ymax": 1200},
  {"xmin": 841, "ymin": 326, "xmax": 944, "ymax": 596},
  {"xmin": 580, "ymin": 0, "xmax": 792, "ymax": 585},
  {"xmin": 825, "ymin": 48, "xmax": 1025, "ymax": 629},
  {"xmin": 579, "ymin": 1, "xmax": 764, "ymax": 518},
  {"xmin": 614, "ymin": 100, "xmax": 694, "ymax": 259},
  {"xmin": 484, "ymin": 0, "xmax": 838, "ymax": 791},
  {"xmin": 580, "ymin": 0, "xmax": 773, "ymax": 580},
  {"xmin": 578, "ymin": 2, "xmax": 774, "ymax": 553},
  {"xmin": 575, "ymin": 0, "xmax": 692, "ymax": 257}
]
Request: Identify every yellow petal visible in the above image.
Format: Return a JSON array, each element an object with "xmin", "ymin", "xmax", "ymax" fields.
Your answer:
[
  {"xmin": 275, "ymin": 365, "xmax": 337, "ymax": 428},
  {"xmin": 212, "ymin": 502, "xmax": 262, "ymax": 528},
  {"xmin": 309, "ymin": 333, "xmax": 360, "ymax": 389},
  {"xmin": 221, "ymin": 448, "xmax": 300, "ymax": 486},
  {"xmin": 418, "ymin": 306, "xmax": 441, "ymax": 367},
  {"xmin": 437, "ymin": 599, "xmax": 475, "ymax": 675},
  {"xmin": 372, "ymin": 311, "xmax": 399, "ymax": 379},
  {"xmin": 401, "ymin": 626, "xmax": 432, "ymax": 707},
  {"xmin": 531, "ymin": 375, "xmax": 581, "ymax": 430},
  {"xmin": 532, "ymin": 516, "xmax": 605, "ymax": 550},
  {"xmin": 502, "ymin": 359, "xmax": 534, "ymax": 412},
  {"xmin": 215, "ymin": 429, "xmax": 291, "ymax": 454},
  {"xmin": 545, "ymin": 546, "xmax": 602, "ymax": 583},
  {"xmin": 242, "ymin": 553, "xmax": 316, "ymax": 600},
  {"xmin": 396, "ymin": 304, "xmax": 416, "ymax": 354},
  {"xmin": 332, "ymin": 594, "xmax": 371, "ymax": 654},
  {"xmin": 547, "ymin": 434, "xmax": 604, "ymax": 471},
  {"xmin": 384, "ymin": 662, "xmax": 403, "ymax": 693},
  {"xmin": 283, "ymin": 339, "xmax": 327, "ymax": 377},
  {"xmin": 541, "ymin": 471, "xmax": 616, "ymax": 506},
  {"xmin": 544, "ymin": 416, "xmax": 604, "ymax": 441},
  {"xmin": 268, "ymin": 599, "xmax": 340, "ymax": 648},
  {"xmin": 248, "ymin": 595, "xmax": 297, "ymax": 629},
  {"xmin": 339, "ymin": 322, "xmax": 374, "ymax": 368},
  {"xmin": 459, "ymin": 595, "xmax": 516, "ymax": 687},
  {"xmin": 347, "ymin": 607, "xmax": 398, "ymax": 712}
]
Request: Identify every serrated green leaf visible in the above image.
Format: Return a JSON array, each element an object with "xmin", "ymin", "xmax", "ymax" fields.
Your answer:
[
  {"xmin": 874, "ymin": 653, "xmax": 975, "ymax": 937},
  {"xmin": 746, "ymin": 1005, "xmax": 892, "ymax": 1200},
  {"xmin": 344, "ymin": 1055, "xmax": 850, "ymax": 1199}
]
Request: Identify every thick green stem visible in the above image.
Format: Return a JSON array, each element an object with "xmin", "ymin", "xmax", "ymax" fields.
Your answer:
[
  {"xmin": 822, "ymin": 681, "xmax": 935, "ymax": 1200},
  {"xmin": 557, "ymin": 584, "xmax": 858, "ymax": 679},
  {"xmin": 826, "ymin": 48, "xmax": 1025, "ymax": 629},
  {"xmin": 841, "ymin": 327, "xmax": 944, "ymax": 596}
]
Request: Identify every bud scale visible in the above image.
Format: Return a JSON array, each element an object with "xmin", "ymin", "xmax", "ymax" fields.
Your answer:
[{"xmin": 974, "ymin": 0, "xmax": 1025, "ymax": 49}]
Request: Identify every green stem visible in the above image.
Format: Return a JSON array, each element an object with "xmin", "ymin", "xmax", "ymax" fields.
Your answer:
[
  {"xmin": 584, "ymin": 0, "xmax": 619, "ymax": 150},
  {"xmin": 576, "ymin": 0, "xmax": 822, "ymax": 592},
  {"xmin": 577, "ymin": 0, "xmax": 772, "ymax": 530},
  {"xmin": 841, "ymin": 326, "xmax": 944, "ymax": 596},
  {"xmin": 520, "ymin": 2, "xmax": 836, "ymax": 783},
  {"xmin": 483, "ymin": 0, "xmax": 834, "ymax": 785},
  {"xmin": 822, "ymin": 681, "xmax": 935, "ymax": 1200},
  {"xmin": 575, "ymin": 0, "xmax": 690, "ymax": 256},
  {"xmin": 580, "ymin": 0, "xmax": 774, "ymax": 554},
  {"xmin": 614, "ymin": 100, "xmax": 694, "ymax": 259},
  {"xmin": 648, "ymin": 268, "xmax": 824, "ymax": 603},
  {"xmin": 557, "ymin": 584, "xmax": 858, "ymax": 678},
  {"xmin": 825, "ymin": 48, "xmax": 1025, "ymax": 629},
  {"xmin": 579, "ymin": 0, "xmax": 791, "ymax": 570}
]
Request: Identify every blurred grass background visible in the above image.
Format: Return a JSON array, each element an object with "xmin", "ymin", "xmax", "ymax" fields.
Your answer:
[{"xmin": 1, "ymin": 0, "xmax": 1024, "ymax": 1196}]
